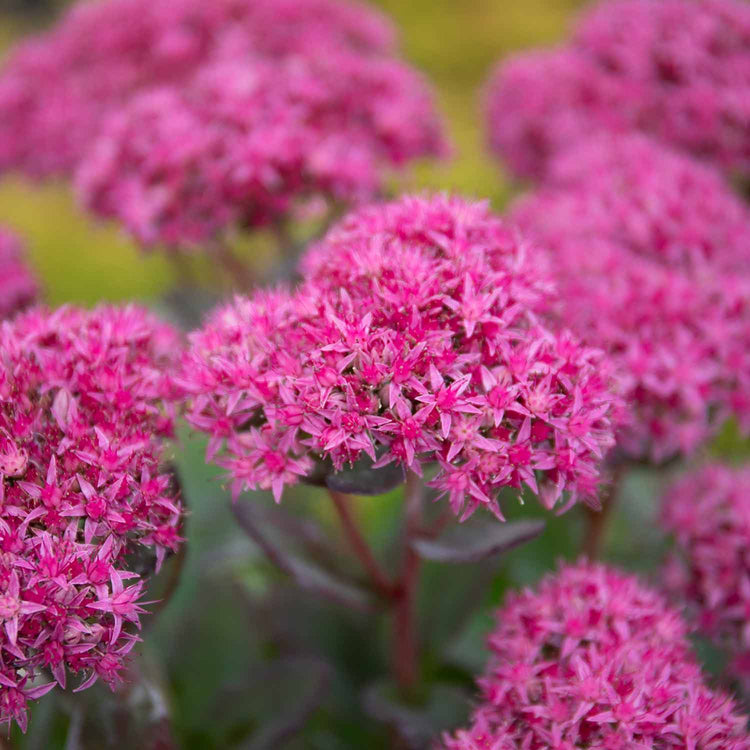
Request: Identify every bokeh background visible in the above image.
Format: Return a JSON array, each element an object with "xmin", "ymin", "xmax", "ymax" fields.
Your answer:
[
  {"xmin": 0, "ymin": 0, "xmax": 584, "ymax": 306},
  {"xmin": 2, "ymin": 1, "xmax": 745, "ymax": 748}
]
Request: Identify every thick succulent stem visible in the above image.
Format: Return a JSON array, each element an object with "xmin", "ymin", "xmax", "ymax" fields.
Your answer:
[
  {"xmin": 582, "ymin": 461, "xmax": 627, "ymax": 559},
  {"xmin": 212, "ymin": 238, "xmax": 255, "ymax": 292},
  {"xmin": 329, "ymin": 489, "xmax": 393, "ymax": 599},
  {"xmin": 393, "ymin": 472, "xmax": 423, "ymax": 697}
]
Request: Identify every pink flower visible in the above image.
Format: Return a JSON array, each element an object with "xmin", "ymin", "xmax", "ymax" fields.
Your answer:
[
  {"xmin": 442, "ymin": 561, "xmax": 750, "ymax": 749},
  {"xmin": 484, "ymin": 47, "xmax": 639, "ymax": 181},
  {"xmin": 77, "ymin": 53, "xmax": 446, "ymax": 251},
  {"xmin": 538, "ymin": 133, "xmax": 750, "ymax": 273},
  {"xmin": 0, "ymin": 0, "xmax": 398, "ymax": 179},
  {"xmin": 181, "ymin": 194, "xmax": 619, "ymax": 518},
  {"xmin": 485, "ymin": 0, "xmax": 750, "ymax": 180},
  {"xmin": 0, "ymin": 305, "xmax": 183, "ymax": 731},
  {"xmin": 661, "ymin": 463, "xmax": 750, "ymax": 690},
  {"xmin": 0, "ymin": 228, "xmax": 38, "ymax": 320},
  {"xmin": 573, "ymin": 0, "xmax": 750, "ymax": 177},
  {"xmin": 509, "ymin": 136, "xmax": 750, "ymax": 462}
]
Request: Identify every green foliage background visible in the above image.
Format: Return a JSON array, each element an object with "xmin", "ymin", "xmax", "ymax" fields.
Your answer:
[{"xmin": 2, "ymin": 2, "xmax": 745, "ymax": 748}]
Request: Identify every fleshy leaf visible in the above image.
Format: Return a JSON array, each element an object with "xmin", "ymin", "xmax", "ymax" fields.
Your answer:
[
  {"xmin": 325, "ymin": 454, "xmax": 405, "ymax": 496},
  {"xmin": 243, "ymin": 657, "xmax": 332, "ymax": 750},
  {"xmin": 411, "ymin": 519, "xmax": 545, "ymax": 563},
  {"xmin": 363, "ymin": 680, "xmax": 470, "ymax": 749},
  {"xmin": 232, "ymin": 500, "xmax": 374, "ymax": 611}
]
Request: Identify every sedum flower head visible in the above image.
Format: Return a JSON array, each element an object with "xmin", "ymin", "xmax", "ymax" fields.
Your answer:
[
  {"xmin": 539, "ymin": 133, "xmax": 750, "ymax": 273},
  {"xmin": 661, "ymin": 463, "xmax": 750, "ymax": 688},
  {"xmin": 509, "ymin": 136, "xmax": 750, "ymax": 462},
  {"xmin": 0, "ymin": 228, "xmax": 38, "ymax": 320},
  {"xmin": 573, "ymin": 0, "xmax": 750, "ymax": 177},
  {"xmin": 0, "ymin": 0, "xmax": 397, "ymax": 179},
  {"xmin": 181, "ymin": 194, "xmax": 618, "ymax": 519},
  {"xmin": 77, "ymin": 53, "xmax": 446, "ymax": 250},
  {"xmin": 0, "ymin": 305, "xmax": 183, "ymax": 732},
  {"xmin": 443, "ymin": 561, "xmax": 750, "ymax": 750},
  {"xmin": 484, "ymin": 47, "xmax": 639, "ymax": 181},
  {"xmin": 485, "ymin": 0, "xmax": 750, "ymax": 180}
]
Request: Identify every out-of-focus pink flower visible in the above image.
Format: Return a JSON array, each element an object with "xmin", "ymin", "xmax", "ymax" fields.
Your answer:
[
  {"xmin": 540, "ymin": 133, "xmax": 750, "ymax": 272},
  {"xmin": 573, "ymin": 0, "xmax": 750, "ymax": 177},
  {"xmin": 484, "ymin": 47, "xmax": 640, "ymax": 181},
  {"xmin": 485, "ymin": 0, "xmax": 750, "ymax": 180},
  {"xmin": 76, "ymin": 54, "xmax": 446, "ymax": 250},
  {"xmin": 442, "ymin": 561, "xmax": 750, "ymax": 749},
  {"xmin": 0, "ymin": 305, "xmax": 183, "ymax": 732},
  {"xmin": 661, "ymin": 464, "xmax": 750, "ymax": 690},
  {"xmin": 0, "ymin": 228, "xmax": 38, "ymax": 320},
  {"xmin": 509, "ymin": 136, "xmax": 750, "ymax": 462},
  {"xmin": 181, "ymin": 194, "xmax": 619, "ymax": 518},
  {"xmin": 0, "ymin": 0, "xmax": 397, "ymax": 179}
]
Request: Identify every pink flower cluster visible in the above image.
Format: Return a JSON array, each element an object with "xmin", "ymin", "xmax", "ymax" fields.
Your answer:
[
  {"xmin": 509, "ymin": 135, "xmax": 750, "ymax": 462},
  {"xmin": 0, "ymin": 0, "xmax": 445, "ymax": 251},
  {"xmin": 539, "ymin": 133, "xmax": 750, "ymax": 272},
  {"xmin": 77, "ymin": 53, "xmax": 446, "ymax": 249},
  {"xmin": 661, "ymin": 463, "xmax": 750, "ymax": 689},
  {"xmin": 485, "ymin": 0, "xmax": 750, "ymax": 180},
  {"xmin": 0, "ymin": 0, "xmax": 396, "ymax": 179},
  {"xmin": 181, "ymin": 194, "xmax": 618, "ymax": 519},
  {"xmin": 0, "ymin": 305, "xmax": 183, "ymax": 732},
  {"xmin": 0, "ymin": 228, "xmax": 38, "ymax": 321},
  {"xmin": 484, "ymin": 48, "xmax": 639, "ymax": 182},
  {"xmin": 443, "ymin": 561, "xmax": 750, "ymax": 750}
]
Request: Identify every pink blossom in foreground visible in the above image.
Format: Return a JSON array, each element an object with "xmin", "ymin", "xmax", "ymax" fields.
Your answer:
[
  {"xmin": 442, "ymin": 561, "xmax": 750, "ymax": 750},
  {"xmin": 181, "ymin": 195, "xmax": 619, "ymax": 518},
  {"xmin": 0, "ymin": 0, "xmax": 397, "ymax": 179},
  {"xmin": 509, "ymin": 138, "xmax": 750, "ymax": 462},
  {"xmin": 484, "ymin": 47, "xmax": 639, "ymax": 181},
  {"xmin": 0, "ymin": 306, "xmax": 183, "ymax": 731},
  {"xmin": 661, "ymin": 464, "xmax": 750, "ymax": 691},
  {"xmin": 0, "ymin": 228, "xmax": 38, "ymax": 320},
  {"xmin": 77, "ymin": 54, "xmax": 446, "ymax": 250},
  {"xmin": 485, "ymin": 0, "xmax": 750, "ymax": 180}
]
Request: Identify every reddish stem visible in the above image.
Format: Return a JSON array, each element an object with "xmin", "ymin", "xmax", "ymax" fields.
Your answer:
[
  {"xmin": 213, "ymin": 238, "xmax": 255, "ymax": 292},
  {"xmin": 583, "ymin": 462, "xmax": 626, "ymax": 559},
  {"xmin": 328, "ymin": 490, "xmax": 394, "ymax": 599},
  {"xmin": 393, "ymin": 472, "xmax": 422, "ymax": 696}
]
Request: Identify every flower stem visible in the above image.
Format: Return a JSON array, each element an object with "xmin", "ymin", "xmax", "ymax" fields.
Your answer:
[
  {"xmin": 583, "ymin": 462, "xmax": 626, "ymax": 559},
  {"xmin": 328, "ymin": 490, "xmax": 394, "ymax": 599},
  {"xmin": 393, "ymin": 472, "xmax": 423, "ymax": 697},
  {"xmin": 212, "ymin": 238, "xmax": 255, "ymax": 292}
]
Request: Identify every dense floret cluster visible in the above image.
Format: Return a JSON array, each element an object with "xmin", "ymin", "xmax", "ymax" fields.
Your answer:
[
  {"xmin": 0, "ymin": 228, "xmax": 38, "ymax": 320},
  {"xmin": 77, "ymin": 53, "xmax": 445, "ymax": 250},
  {"xmin": 443, "ymin": 561, "xmax": 750, "ymax": 750},
  {"xmin": 0, "ymin": 306, "xmax": 183, "ymax": 732},
  {"xmin": 509, "ymin": 136, "xmax": 750, "ymax": 461},
  {"xmin": 181, "ymin": 195, "xmax": 618, "ymax": 518},
  {"xmin": 486, "ymin": 0, "xmax": 750, "ymax": 180},
  {"xmin": 661, "ymin": 464, "xmax": 750, "ymax": 688},
  {"xmin": 0, "ymin": 0, "xmax": 397, "ymax": 179}
]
